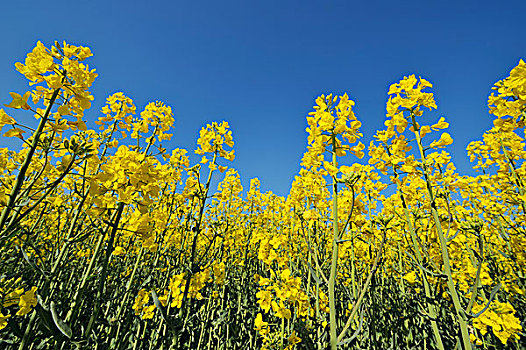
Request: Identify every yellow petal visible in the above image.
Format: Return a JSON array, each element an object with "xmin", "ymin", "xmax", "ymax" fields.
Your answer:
[
  {"xmin": 0, "ymin": 109, "xmax": 16, "ymax": 127},
  {"xmin": 4, "ymin": 92, "xmax": 31, "ymax": 110},
  {"xmin": 3, "ymin": 127, "xmax": 26, "ymax": 139}
]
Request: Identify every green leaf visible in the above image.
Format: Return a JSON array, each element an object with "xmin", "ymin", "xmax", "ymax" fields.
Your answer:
[
  {"xmin": 151, "ymin": 290, "xmax": 168, "ymax": 324},
  {"xmin": 50, "ymin": 301, "xmax": 73, "ymax": 339},
  {"xmin": 35, "ymin": 296, "xmax": 61, "ymax": 338}
]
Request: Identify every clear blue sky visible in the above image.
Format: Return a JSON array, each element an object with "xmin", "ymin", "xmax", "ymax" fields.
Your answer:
[{"xmin": 1, "ymin": 0, "xmax": 525, "ymax": 196}]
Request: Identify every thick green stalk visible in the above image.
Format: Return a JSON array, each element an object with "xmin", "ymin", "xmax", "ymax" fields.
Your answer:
[
  {"xmin": 384, "ymin": 141, "xmax": 444, "ymax": 350},
  {"xmin": 0, "ymin": 88, "xmax": 60, "ymax": 236},
  {"xmin": 178, "ymin": 152, "xmax": 217, "ymax": 320},
  {"xmin": 304, "ymin": 222, "xmax": 313, "ymax": 330},
  {"xmin": 44, "ymin": 196, "xmax": 87, "ymax": 301},
  {"xmin": 110, "ymin": 246, "xmax": 145, "ymax": 347},
  {"xmin": 411, "ymin": 114, "xmax": 472, "ymax": 350},
  {"xmin": 84, "ymin": 202, "xmax": 125, "ymax": 338},
  {"xmin": 400, "ymin": 201, "xmax": 444, "ymax": 350},
  {"xmin": 196, "ymin": 293, "xmax": 214, "ymax": 350},
  {"xmin": 280, "ymin": 317, "xmax": 285, "ymax": 350},
  {"xmin": 466, "ymin": 236, "xmax": 484, "ymax": 314},
  {"xmin": 337, "ymin": 226, "xmax": 387, "ymax": 342},
  {"xmin": 65, "ymin": 203, "xmax": 123, "ymax": 326},
  {"xmin": 328, "ymin": 135, "xmax": 339, "ymax": 350}
]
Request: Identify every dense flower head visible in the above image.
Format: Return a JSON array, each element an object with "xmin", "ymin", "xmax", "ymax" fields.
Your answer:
[
  {"xmin": 302, "ymin": 93, "xmax": 365, "ymax": 181},
  {"xmin": 6, "ymin": 41, "xmax": 98, "ymax": 136},
  {"xmin": 135, "ymin": 101, "xmax": 175, "ymax": 142},
  {"xmin": 305, "ymin": 93, "xmax": 364, "ymax": 156},
  {"xmin": 488, "ymin": 59, "xmax": 526, "ymax": 119},
  {"xmin": 195, "ymin": 121, "xmax": 235, "ymax": 171},
  {"xmin": 96, "ymin": 92, "xmax": 136, "ymax": 135}
]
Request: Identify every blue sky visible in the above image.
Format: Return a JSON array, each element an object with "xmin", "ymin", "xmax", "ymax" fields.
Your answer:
[{"xmin": 1, "ymin": 0, "xmax": 525, "ymax": 196}]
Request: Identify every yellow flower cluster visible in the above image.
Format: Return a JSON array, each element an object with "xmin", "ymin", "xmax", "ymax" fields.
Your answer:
[
  {"xmin": 303, "ymin": 93, "xmax": 365, "ymax": 175},
  {"xmin": 255, "ymin": 269, "xmax": 310, "ymax": 320},
  {"xmin": 472, "ymin": 301, "xmax": 522, "ymax": 344},
  {"xmin": 0, "ymin": 277, "xmax": 37, "ymax": 330},
  {"xmin": 488, "ymin": 59, "xmax": 526, "ymax": 119},
  {"xmin": 196, "ymin": 121, "xmax": 235, "ymax": 172},
  {"xmin": 0, "ymin": 41, "xmax": 524, "ymax": 350}
]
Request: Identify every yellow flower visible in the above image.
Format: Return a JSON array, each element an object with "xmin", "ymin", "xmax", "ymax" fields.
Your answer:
[
  {"xmin": 256, "ymin": 289, "xmax": 272, "ymax": 313},
  {"xmin": 254, "ymin": 313, "xmax": 269, "ymax": 335},
  {"xmin": 430, "ymin": 117, "xmax": 449, "ymax": 131},
  {"xmin": 323, "ymin": 161, "xmax": 339, "ymax": 177},
  {"xmin": 488, "ymin": 59, "xmax": 526, "ymax": 118},
  {"xmin": 3, "ymin": 127, "xmax": 25, "ymax": 139},
  {"xmin": 430, "ymin": 132, "xmax": 453, "ymax": 148},
  {"xmin": 141, "ymin": 305, "xmax": 157, "ymax": 320},
  {"xmin": 133, "ymin": 289, "xmax": 149, "ymax": 315},
  {"xmin": 271, "ymin": 300, "xmax": 291, "ymax": 319},
  {"xmin": 0, "ymin": 109, "xmax": 16, "ymax": 130},
  {"xmin": 112, "ymin": 246, "xmax": 126, "ymax": 256},
  {"xmin": 0, "ymin": 312, "xmax": 10, "ymax": 330},
  {"xmin": 16, "ymin": 287, "xmax": 37, "ymax": 316},
  {"xmin": 288, "ymin": 330, "xmax": 302, "ymax": 346},
  {"xmin": 4, "ymin": 92, "xmax": 31, "ymax": 110},
  {"xmin": 403, "ymin": 271, "xmax": 418, "ymax": 284}
]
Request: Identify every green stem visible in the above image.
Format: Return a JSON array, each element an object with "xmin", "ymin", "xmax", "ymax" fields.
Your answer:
[
  {"xmin": 84, "ymin": 202, "xmax": 125, "ymax": 338},
  {"xmin": 384, "ymin": 141, "xmax": 444, "ymax": 350},
  {"xmin": 178, "ymin": 151, "xmax": 217, "ymax": 321},
  {"xmin": 110, "ymin": 246, "xmax": 145, "ymax": 347},
  {"xmin": 411, "ymin": 114, "xmax": 472, "ymax": 350},
  {"xmin": 337, "ymin": 226, "xmax": 387, "ymax": 342},
  {"xmin": 0, "ymin": 88, "xmax": 60, "ymax": 236},
  {"xmin": 328, "ymin": 134, "xmax": 339, "ymax": 350}
]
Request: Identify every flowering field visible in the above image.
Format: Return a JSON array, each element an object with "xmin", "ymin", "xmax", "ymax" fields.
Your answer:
[{"xmin": 0, "ymin": 41, "xmax": 524, "ymax": 350}]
